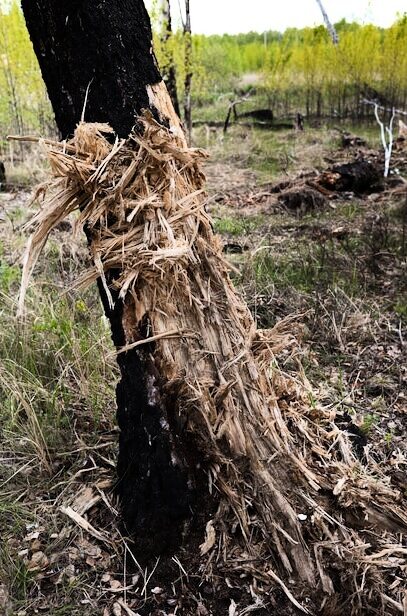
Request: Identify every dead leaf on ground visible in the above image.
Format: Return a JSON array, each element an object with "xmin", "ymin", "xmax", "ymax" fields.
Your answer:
[
  {"xmin": 112, "ymin": 602, "xmax": 122, "ymax": 616},
  {"xmin": 0, "ymin": 584, "xmax": 10, "ymax": 609},
  {"xmin": 72, "ymin": 486, "xmax": 101, "ymax": 514},
  {"xmin": 26, "ymin": 551, "xmax": 49, "ymax": 571}
]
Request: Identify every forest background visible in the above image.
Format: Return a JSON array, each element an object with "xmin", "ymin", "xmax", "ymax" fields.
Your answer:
[{"xmin": 0, "ymin": 0, "xmax": 406, "ymax": 141}]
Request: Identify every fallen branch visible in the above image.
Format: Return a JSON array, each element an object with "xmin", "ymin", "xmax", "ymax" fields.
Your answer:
[
  {"xmin": 223, "ymin": 91, "xmax": 251, "ymax": 133},
  {"xmin": 373, "ymin": 103, "xmax": 396, "ymax": 177},
  {"xmin": 362, "ymin": 99, "xmax": 407, "ymax": 118}
]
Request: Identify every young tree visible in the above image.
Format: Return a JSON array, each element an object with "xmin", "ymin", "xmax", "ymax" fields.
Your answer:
[
  {"xmin": 0, "ymin": 1, "xmax": 53, "ymax": 136},
  {"xmin": 157, "ymin": 0, "xmax": 180, "ymax": 116},
  {"xmin": 19, "ymin": 1, "xmax": 406, "ymax": 612},
  {"xmin": 181, "ymin": 0, "xmax": 192, "ymax": 144}
]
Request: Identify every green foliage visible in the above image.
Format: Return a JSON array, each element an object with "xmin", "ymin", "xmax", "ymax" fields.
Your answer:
[
  {"xmin": 214, "ymin": 215, "xmax": 263, "ymax": 236},
  {"xmin": 0, "ymin": 545, "xmax": 33, "ymax": 602},
  {"xmin": 242, "ymin": 233, "xmax": 370, "ymax": 298},
  {"xmin": 360, "ymin": 412, "xmax": 379, "ymax": 435},
  {"xmin": 152, "ymin": 13, "xmax": 407, "ymax": 118},
  {"xmin": 394, "ymin": 300, "xmax": 407, "ymax": 320},
  {"xmin": 262, "ymin": 17, "xmax": 407, "ymax": 117},
  {"xmin": 0, "ymin": 279, "xmax": 116, "ymax": 466},
  {"xmin": 0, "ymin": 2, "xmax": 406, "ymax": 131},
  {"xmin": 0, "ymin": 259, "xmax": 20, "ymax": 291},
  {"xmin": 0, "ymin": 0, "xmax": 52, "ymax": 137}
]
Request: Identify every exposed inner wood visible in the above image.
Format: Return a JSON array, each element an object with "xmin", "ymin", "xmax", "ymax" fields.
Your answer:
[{"xmin": 147, "ymin": 82, "xmax": 185, "ymax": 141}]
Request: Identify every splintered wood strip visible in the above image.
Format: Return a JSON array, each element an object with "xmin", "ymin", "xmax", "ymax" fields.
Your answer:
[
  {"xmin": 117, "ymin": 598, "xmax": 140, "ymax": 616},
  {"xmin": 7, "ymin": 134, "xmax": 76, "ymax": 153},
  {"xmin": 115, "ymin": 329, "xmax": 182, "ymax": 355},
  {"xmin": 60, "ymin": 506, "xmax": 112, "ymax": 546},
  {"xmin": 267, "ymin": 568, "xmax": 310, "ymax": 614}
]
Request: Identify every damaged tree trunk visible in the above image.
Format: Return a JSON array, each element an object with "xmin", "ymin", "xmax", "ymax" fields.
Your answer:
[
  {"xmin": 20, "ymin": 1, "xmax": 407, "ymax": 613},
  {"xmin": 21, "ymin": 0, "xmax": 195, "ymax": 555}
]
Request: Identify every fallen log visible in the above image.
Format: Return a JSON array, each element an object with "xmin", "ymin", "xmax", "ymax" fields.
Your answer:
[
  {"xmin": 340, "ymin": 132, "xmax": 367, "ymax": 148},
  {"xmin": 239, "ymin": 108, "xmax": 274, "ymax": 123}
]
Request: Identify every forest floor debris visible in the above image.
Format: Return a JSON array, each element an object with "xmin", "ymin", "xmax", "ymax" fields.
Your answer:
[
  {"xmin": 205, "ymin": 129, "xmax": 406, "ymax": 468},
  {"xmin": 0, "ymin": 124, "xmax": 406, "ymax": 615}
]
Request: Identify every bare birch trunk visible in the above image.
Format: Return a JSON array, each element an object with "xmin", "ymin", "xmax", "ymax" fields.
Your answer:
[{"xmin": 315, "ymin": 0, "xmax": 339, "ymax": 45}]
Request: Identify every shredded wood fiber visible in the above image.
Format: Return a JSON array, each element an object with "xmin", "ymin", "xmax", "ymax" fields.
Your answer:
[{"xmin": 19, "ymin": 113, "xmax": 406, "ymax": 614}]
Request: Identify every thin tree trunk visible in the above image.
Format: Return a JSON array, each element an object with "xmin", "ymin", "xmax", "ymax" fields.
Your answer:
[
  {"xmin": 159, "ymin": 0, "xmax": 180, "ymax": 117},
  {"xmin": 315, "ymin": 0, "xmax": 339, "ymax": 45},
  {"xmin": 183, "ymin": 0, "xmax": 193, "ymax": 145},
  {"xmin": 0, "ymin": 21, "xmax": 24, "ymax": 136},
  {"xmin": 317, "ymin": 91, "xmax": 322, "ymax": 118}
]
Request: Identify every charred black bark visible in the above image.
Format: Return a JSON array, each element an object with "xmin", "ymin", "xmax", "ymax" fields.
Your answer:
[
  {"xmin": 22, "ymin": 0, "xmax": 194, "ymax": 556},
  {"xmin": 21, "ymin": 0, "xmax": 161, "ymax": 138},
  {"xmin": 98, "ymin": 279, "xmax": 194, "ymax": 555},
  {"xmin": 0, "ymin": 161, "xmax": 6, "ymax": 189}
]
